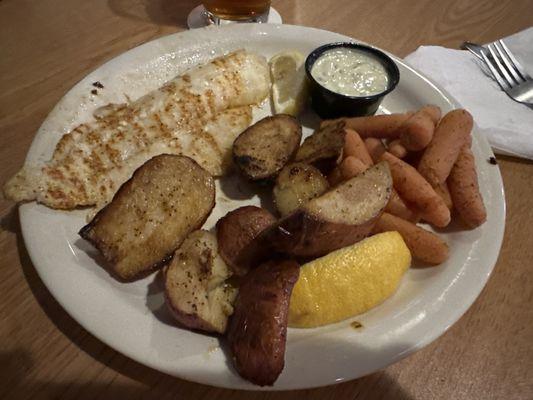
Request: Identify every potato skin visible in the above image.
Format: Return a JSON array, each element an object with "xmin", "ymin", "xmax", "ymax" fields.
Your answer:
[
  {"xmin": 227, "ymin": 259, "xmax": 300, "ymax": 386},
  {"xmin": 165, "ymin": 230, "xmax": 236, "ymax": 334},
  {"xmin": 273, "ymin": 163, "xmax": 329, "ymax": 217},
  {"xmin": 294, "ymin": 121, "xmax": 346, "ymax": 173},
  {"xmin": 216, "ymin": 206, "xmax": 276, "ymax": 276},
  {"xmin": 263, "ymin": 209, "xmax": 379, "ymax": 258},
  {"xmin": 233, "ymin": 114, "xmax": 302, "ymax": 181},
  {"xmin": 264, "ymin": 162, "xmax": 392, "ymax": 258}
]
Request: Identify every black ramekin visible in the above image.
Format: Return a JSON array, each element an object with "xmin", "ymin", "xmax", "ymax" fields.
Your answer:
[{"xmin": 305, "ymin": 42, "xmax": 400, "ymax": 119}]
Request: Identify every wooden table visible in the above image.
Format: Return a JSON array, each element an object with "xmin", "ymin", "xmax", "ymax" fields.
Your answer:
[{"xmin": 1, "ymin": 0, "xmax": 532, "ymax": 398}]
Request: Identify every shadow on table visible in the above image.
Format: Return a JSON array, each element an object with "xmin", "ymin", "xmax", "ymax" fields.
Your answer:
[
  {"xmin": 107, "ymin": 0, "xmax": 202, "ymax": 29},
  {"xmin": 0, "ymin": 347, "xmax": 152, "ymax": 399},
  {"xmin": 6, "ymin": 206, "xmax": 415, "ymax": 399},
  {"xmin": 1, "ymin": 347, "xmax": 414, "ymax": 399},
  {"xmin": 5, "ymin": 207, "xmax": 179, "ymax": 388}
]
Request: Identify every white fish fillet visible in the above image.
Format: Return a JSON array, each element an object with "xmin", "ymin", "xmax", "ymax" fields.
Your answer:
[{"xmin": 4, "ymin": 50, "xmax": 269, "ymax": 209}]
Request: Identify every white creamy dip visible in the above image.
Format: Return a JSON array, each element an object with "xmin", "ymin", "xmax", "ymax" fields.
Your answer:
[{"xmin": 311, "ymin": 48, "xmax": 389, "ymax": 96}]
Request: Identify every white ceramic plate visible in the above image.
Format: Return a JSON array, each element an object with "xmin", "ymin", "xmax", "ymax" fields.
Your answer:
[{"xmin": 19, "ymin": 24, "xmax": 505, "ymax": 390}]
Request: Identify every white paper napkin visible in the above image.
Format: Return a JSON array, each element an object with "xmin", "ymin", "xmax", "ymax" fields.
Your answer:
[{"xmin": 404, "ymin": 27, "xmax": 533, "ymax": 159}]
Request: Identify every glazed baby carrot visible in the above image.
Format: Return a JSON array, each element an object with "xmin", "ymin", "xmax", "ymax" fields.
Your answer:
[
  {"xmin": 385, "ymin": 190, "xmax": 420, "ymax": 222},
  {"xmin": 420, "ymin": 105, "xmax": 442, "ymax": 125},
  {"xmin": 344, "ymin": 129, "xmax": 374, "ymax": 166},
  {"xmin": 417, "ymin": 109, "xmax": 473, "ymax": 187},
  {"xmin": 381, "ymin": 151, "xmax": 450, "ymax": 227},
  {"xmin": 398, "ymin": 105, "xmax": 441, "ymax": 151},
  {"xmin": 387, "ymin": 139, "xmax": 408, "ymax": 159},
  {"xmin": 372, "ymin": 212, "xmax": 449, "ymax": 265},
  {"xmin": 448, "ymin": 146, "xmax": 487, "ymax": 228},
  {"xmin": 322, "ymin": 113, "xmax": 412, "ymax": 139},
  {"xmin": 434, "ymin": 181, "xmax": 453, "ymax": 210},
  {"xmin": 339, "ymin": 156, "xmax": 367, "ymax": 179},
  {"xmin": 364, "ymin": 138, "xmax": 387, "ymax": 163}
]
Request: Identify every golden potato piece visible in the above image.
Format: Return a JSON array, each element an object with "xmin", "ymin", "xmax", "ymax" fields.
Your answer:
[
  {"xmin": 79, "ymin": 155, "xmax": 215, "ymax": 281},
  {"xmin": 265, "ymin": 162, "xmax": 392, "ymax": 257},
  {"xmin": 294, "ymin": 120, "xmax": 346, "ymax": 173},
  {"xmin": 165, "ymin": 230, "xmax": 237, "ymax": 334},
  {"xmin": 233, "ymin": 114, "xmax": 302, "ymax": 181},
  {"xmin": 273, "ymin": 162, "xmax": 329, "ymax": 217}
]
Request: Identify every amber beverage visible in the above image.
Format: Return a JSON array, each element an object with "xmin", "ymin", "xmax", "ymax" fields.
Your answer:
[{"xmin": 204, "ymin": 0, "xmax": 271, "ymax": 21}]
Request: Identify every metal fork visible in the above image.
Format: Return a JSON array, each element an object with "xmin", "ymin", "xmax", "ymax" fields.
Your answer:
[{"xmin": 481, "ymin": 40, "xmax": 533, "ymax": 105}]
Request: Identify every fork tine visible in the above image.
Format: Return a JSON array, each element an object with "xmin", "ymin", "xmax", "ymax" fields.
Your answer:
[
  {"xmin": 481, "ymin": 50, "xmax": 509, "ymax": 90},
  {"xmin": 494, "ymin": 41, "xmax": 523, "ymax": 84},
  {"xmin": 499, "ymin": 40, "xmax": 531, "ymax": 81},
  {"xmin": 488, "ymin": 44, "xmax": 515, "ymax": 87}
]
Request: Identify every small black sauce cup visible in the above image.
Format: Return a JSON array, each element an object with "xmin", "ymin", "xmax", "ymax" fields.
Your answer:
[{"xmin": 305, "ymin": 42, "xmax": 400, "ymax": 119}]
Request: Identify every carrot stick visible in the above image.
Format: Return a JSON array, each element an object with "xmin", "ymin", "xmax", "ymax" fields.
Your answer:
[
  {"xmin": 465, "ymin": 133, "xmax": 473, "ymax": 148},
  {"xmin": 385, "ymin": 190, "xmax": 420, "ymax": 222},
  {"xmin": 372, "ymin": 212, "xmax": 449, "ymax": 265},
  {"xmin": 434, "ymin": 181, "xmax": 453, "ymax": 210},
  {"xmin": 399, "ymin": 106, "xmax": 441, "ymax": 151},
  {"xmin": 380, "ymin": 151, "xmax": 451, "ymax": 227},
  {"xmin": 322, "ymin": 113, "xmax": 412, "ymax": 139},
  {"xmin": 344, "ymin": 129, "xmax": 373, "ymax": 166},
  {"xmin": 364, "ymin": 138, "xmax": 387, "ymax": 163},
  {"xmin": 418, "ymin": 109, "xmax": 473, "ymax": 187},
  {"xmin": 420, "ymin": 105, "xmax": 442, "ymax": 125},
  {"xmin": 388, "ymin": 139, "xmax": 408, "ymax": 159},
  {"xmin": 448, "ymin": 146, "xmax": 487, "ymax": 228},
  {"xmin": 339, "ymin": 156, "xmax": 367, "ymax": 179}
]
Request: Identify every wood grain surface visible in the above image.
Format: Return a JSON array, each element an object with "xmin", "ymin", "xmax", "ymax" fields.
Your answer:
[{"xmin": 1, "ymin": 0, "xmax": 532, "ymax": 399}]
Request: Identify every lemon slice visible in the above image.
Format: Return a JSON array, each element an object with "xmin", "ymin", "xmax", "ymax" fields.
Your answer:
[
  {"xmin": 269, "ymin": 51, "xmax": 308, "ymax": 116},
  {"xmin": 288, "ymin": 231, "xmax": 411, "ymax": 328}
]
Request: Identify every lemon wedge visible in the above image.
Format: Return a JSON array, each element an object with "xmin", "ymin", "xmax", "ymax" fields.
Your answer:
[
  {"xmin": 288, "ymin": 231, "xmax": 411, "ymax": 328},
  {"xmin": 269, "ymin": 51, "xmax": 308, "ymax": 116}
]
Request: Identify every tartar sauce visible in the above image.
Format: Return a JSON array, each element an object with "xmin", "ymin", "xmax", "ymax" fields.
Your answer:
[{"xmin": 311, "ymin": 48, "xmax": 389, "ymax": 96}]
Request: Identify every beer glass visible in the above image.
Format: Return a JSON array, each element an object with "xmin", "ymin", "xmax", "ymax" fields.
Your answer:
[{"xmin": 204, "ymin": 0, "xmax": 272, "ymax": 24}]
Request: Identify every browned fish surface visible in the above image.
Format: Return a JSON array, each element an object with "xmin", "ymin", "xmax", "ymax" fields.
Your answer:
[{"xmin": 4, "ymin": 50, "xmax": 269, "ymax": 209}]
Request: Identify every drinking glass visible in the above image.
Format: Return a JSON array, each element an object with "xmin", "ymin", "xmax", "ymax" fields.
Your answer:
[
  {"xmin": 187, "ymin": 0, "xmax": 279, "ymax": 29},
  {"xmin": 204, "ymin": 0, "xmax": 272, "ymax": 24}
]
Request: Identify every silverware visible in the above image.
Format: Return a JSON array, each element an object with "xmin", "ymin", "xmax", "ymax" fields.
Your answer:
[
  {"xmin": 461, "ymin": 41, "xmax": 486, "ymax": 61},
  {"xmin": 481, "ymin": 40, "xmax": 533, "ymax": 105}
]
